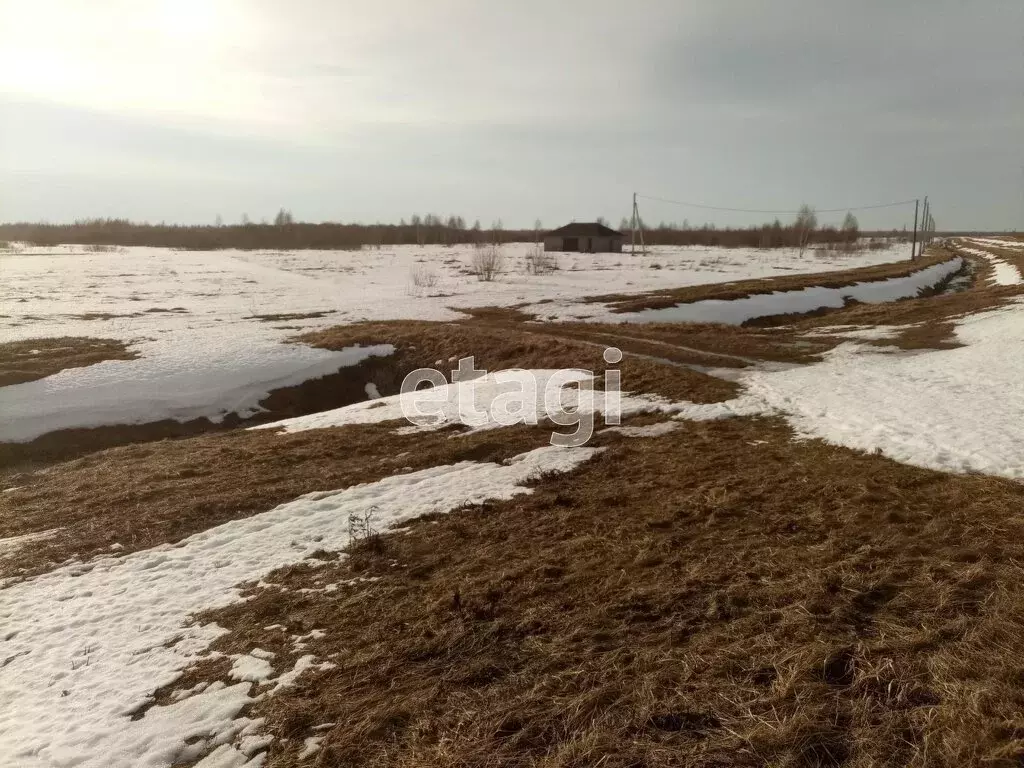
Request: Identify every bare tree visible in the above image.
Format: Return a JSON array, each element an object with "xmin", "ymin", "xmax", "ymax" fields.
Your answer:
[
  {"xmin": 534, "ymin": 219, "xmax": 543, "ymax": 243},
  {"xmin": 841, "ymin": 211, "xmax": 859, "ymax": 248},
  {"xmin": 491, "ymin": 219, "xmax": 504, "ymax": 245},
  {"xmin": 214, "ymin": 214, "xmax": 223, "ymax": 228},
  {"xmin": 794, "ymin": 204, "xmax": 817, "ymax": 256},
  {"xmin": 273, "ymin": 208, "xmax": 294, "ymax": 226},
  {"xmin": 411, "ymin": 214, "xmax": 424, "ymax": 246}
]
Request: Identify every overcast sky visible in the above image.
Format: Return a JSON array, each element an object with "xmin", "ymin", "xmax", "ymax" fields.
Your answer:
[{"xmin": 1, "ymin": 0, "xmax": 1021, "ymax": 230}]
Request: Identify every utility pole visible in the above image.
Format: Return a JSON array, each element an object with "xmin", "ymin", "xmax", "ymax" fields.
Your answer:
[
  {"xmin": 918, "ymin": 196, "xmax": 928, "ymax": 259},
  {"xmin": 631, "ymin": 192, "xmax": 637, "ymax": 256},
  {"xmin": 629, "ymin": 193, "xmax": 646, "ymax": 256},
  {"xmin": 910, "ymin": 199, "xmax": 919, "ymax": 261}
]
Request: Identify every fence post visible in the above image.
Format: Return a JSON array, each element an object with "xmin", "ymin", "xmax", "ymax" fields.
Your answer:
[{"xmin": 910, "ymin": 199, "xmax": 919, "ymax": 261}]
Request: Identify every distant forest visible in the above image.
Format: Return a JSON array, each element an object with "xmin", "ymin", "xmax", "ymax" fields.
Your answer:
[{"xmin": 0, "ymin": 208, "xmax": 928, "ymax": 251}]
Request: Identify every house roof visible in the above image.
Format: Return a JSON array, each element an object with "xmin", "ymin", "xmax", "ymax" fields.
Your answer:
[{"xmin": 545, "ymin": 222, "xmax": 624, "ymax": 238}]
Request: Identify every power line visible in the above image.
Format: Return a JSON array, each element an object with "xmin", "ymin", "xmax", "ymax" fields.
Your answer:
[{"xmin": 635, "ymin": 194, "xmax": 918, "ymax": 216}]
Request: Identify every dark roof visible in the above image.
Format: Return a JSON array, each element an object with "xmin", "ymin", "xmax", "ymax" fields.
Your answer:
[{"xmin": 545, "ymin": 222, "xmax": 624, "ymax": 238}]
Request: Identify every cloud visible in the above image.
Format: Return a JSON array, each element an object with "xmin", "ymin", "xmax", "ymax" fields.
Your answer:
[{"xmin": 1, "ymin": 0, "xmax": 1021, "ymax": 229}]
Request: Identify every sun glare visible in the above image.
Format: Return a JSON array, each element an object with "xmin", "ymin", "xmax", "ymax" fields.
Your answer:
[{"xmin": 154, "ymin": 0, "xmax": 220, "ymax": 42}]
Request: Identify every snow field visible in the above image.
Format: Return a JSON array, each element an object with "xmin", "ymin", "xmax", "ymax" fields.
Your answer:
[
  {"xmin": 0, "ymin": 242, "xmax": 910, "ymax": 442},
  {"xmin": 4, "ymin": 238, "xmax": 1024, "ymax": 767},
  {"xmin": 736, "ymin": 300, "xmax": 1024, "ymax": 480}
]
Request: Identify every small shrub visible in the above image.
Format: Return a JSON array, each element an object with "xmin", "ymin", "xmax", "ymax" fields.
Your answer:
[
  {"xmin": 524, "ymin": 245, "xmax": 557, "ymax": 275},
  {"xmin": 471, "ymin": 246, "xmax": 504, "ymax": 282},
  {"xmin": 347, "ymin": 508, "xmax": 385, "ymax": 555},
  {"xmin": 410, "ymin": 264, "xmax": 439, "ymax": 290}
]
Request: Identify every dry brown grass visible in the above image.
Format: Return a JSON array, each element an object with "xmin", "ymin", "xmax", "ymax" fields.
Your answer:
[
  {"xmin": 457, "ymin": 247, "xmax": 1008, "ymax": 366},
  {"xmin": 244, "ymin": 311, "xmax": 334, "ymax": 322},
  {"xmin": 980, "ymin": 245, "xmax": 1024, "ymax": 275},
  {"xmin": 0, "ymin": 337, "xmax": 137, "ymax": 387},
  {"xmin": 590, "ymin": 253, "xmax": 949, "ymax": 314},
  {"xmin": 493, "ymin": 317, "xmax": 831, "ymax": 367},
  {"xmin": 0, "ymin": 321, "xmax": 735, "ymax": 472},
  {"xmin": 0, "ymin": 320, "xmax": 738, "ymax": 576},
  {"xmin": 786, "ymin": 254, "xmax": 1024, "ymax": 351},
  {"xmin": 0, "ymin": 420, "xmax": 574, "ymax": 579},
  {"xmin": 10, "ymin": 256, "xmax": 1024, "ymax": 765},
  {"xmin": 299, "ymin": 320, "xmax": 739, "ymax": 404},
  {"xmin": 168, "ymin": 416, "xmax": 1024, "ymax": 767}
]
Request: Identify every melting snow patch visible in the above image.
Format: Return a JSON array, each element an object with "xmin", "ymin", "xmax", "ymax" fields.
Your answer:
[
  {"xmin": 803, "ymin": 325, "xmax": 905, "ymax": 341},
  {"xmin": 601, "ymin": 421, "xmax": 682, "ymax": 438},
  {"xmin": 229, "ymin": 654, "xmax": 275, "ymax": 683},
  {"xmin": 0, "ymin": 342, "xmax": 396, "ymax": 443},
  {"xmin": 298, "ymin": 736, "xmax": 324, "ymax": 760},
  {"xmin": 0, "ymin": 444, "xmax": 598, "ymax": 767},
  {"xmin": 255, "ymin": 369, "xmax": 673, "ymax": 435},
  {"xmin": 738, "ymin": 301, "xmax": 1024, "ymax": 479},
  {"xmin": 0, "ymin": 529, "xmax": 61, "ymax": 559},
  {"xmin": 272, "ymin": 654, "xmax": 335, "ymax": 692},
  {"xmin": 957, "ymin": 246, "xmax": 1022, "ymax": 285}
]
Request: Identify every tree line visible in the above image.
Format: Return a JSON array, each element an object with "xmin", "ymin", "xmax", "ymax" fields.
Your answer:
[
  {"xmin": 1, "ymin": 206, "xmax": 900, "ymax": 251},
  {"xmin": 0, "ymin": 212, "xmax": 538, "ymax": 251},
  {"xmin": 620, "ymin": 207, "xmax": 880, "ymax": 251}
]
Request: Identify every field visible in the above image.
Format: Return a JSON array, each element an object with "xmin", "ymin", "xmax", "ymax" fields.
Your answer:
[{"xmin": 4, "ymin": 237, "xmax": 1024, "ymax": 766}]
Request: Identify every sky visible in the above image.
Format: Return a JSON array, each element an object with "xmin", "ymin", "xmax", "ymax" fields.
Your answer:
[{"xmin": 1, "ymin": 0, "xmax": 1022, "ymax": 230}]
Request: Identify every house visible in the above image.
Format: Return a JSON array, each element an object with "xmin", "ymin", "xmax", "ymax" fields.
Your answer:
[{"xmin": 543, "ymin": 222, "xmax": 625, "ymax": 253}]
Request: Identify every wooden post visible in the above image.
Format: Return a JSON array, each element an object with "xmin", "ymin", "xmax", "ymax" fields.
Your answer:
[
  {"xmin": 910, "ymin": 199, "xmax": 919, "ymax": 261},
  {"xmin": 638, "ymin": 204, "xmax": 646, "ymax": 255},
  {"xmin": 631, "ymin": 192, "xmax": 637, "ymax": 256},
  {"xmin": 918, "ymin": 196, "xmax": 928, "ymax": 258}
]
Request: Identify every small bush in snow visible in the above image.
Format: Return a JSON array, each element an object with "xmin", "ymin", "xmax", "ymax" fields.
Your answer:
[
  {"xmin": 347, "ymin": 508, "xmax": 385, "ymax": 554},
  {"xmin": 410, "ymin": 264, "xmax": 439, "ymax": 290},
  {"xmin": 524, "ymin": 245, "xmax": 558, "ymax": 275},
  {"xmin": 471, "ymin": 246, "xmax": 504, "ymax": 282}
]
